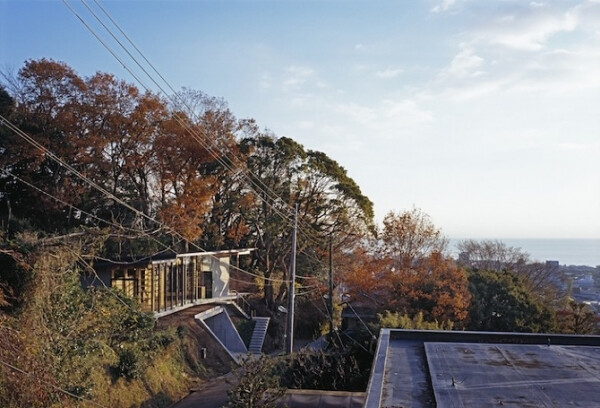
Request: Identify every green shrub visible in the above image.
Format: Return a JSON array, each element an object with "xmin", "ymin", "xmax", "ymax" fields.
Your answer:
[
  {"xmin": 278, "ymin": 349, "xmax": 367, "ymax": 391},
  {"xmin": 114, "ymin": 347, "xmax": 145, "ymax": 381},
  {"xmin": 148, "ymin": 328, "xmax": 177, "ymax": 350},
  {"xmin": 376, "ymin": 310, "xmax": 454, "ymax": 331},
  {"xmin": 227, "ymin": 354, "xmax": 285, "ymax": 408}
]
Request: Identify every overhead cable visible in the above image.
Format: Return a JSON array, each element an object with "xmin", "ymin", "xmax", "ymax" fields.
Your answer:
[{"xmin": 69, "ymin": 0, "xmax": 337, "ymax": 253}]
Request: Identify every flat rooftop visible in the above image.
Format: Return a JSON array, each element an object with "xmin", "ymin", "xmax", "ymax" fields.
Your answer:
[{"xmin": 365, "ymin": 330, "xmax": 600, "ymax": 408}]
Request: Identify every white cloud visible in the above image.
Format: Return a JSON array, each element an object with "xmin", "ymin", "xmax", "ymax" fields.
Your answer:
[
  {"xmin": 572, "ymin": 0, "xmax": 600, "ymax": 36},
  {"xmin": 332, "ymin": 98, "xmax": 434, "ymax": 138},
  {"xmin": 334, "ymin": 103, "xmax": 377, "ymax": 125},
  {"xmin": 473, "ymin": 5, "xmax": 578, "ymax": 51},
  {"xmin": 441, "ymin": 46, "xmax": 485, "ymax": 79},
  {"xmin": 428, "ymin": 1, "xmax": 600, "ymax": 101},
  {"xmin": 282, "ymin": 65, "xmax": 317, "ymax": 91},
  {"xmin": 288, "ymin": 94, "xmax": 313, "ymax": 108},
  {"xmin": 429, "ymin": 77, "xmax": 510, "ymax": 101},
  {"xmin": 258, "ymin": 65, "xmax": 328, "ymax": 108},
  {"xmin": 263, "ymin": 1, "xmax": 600, "ymax": 239},
  {"xmin": 514, "ymin": 45, "xmax": 600, "ymax": 93},
  {"xmin": 296, "ymin": 120, "xmax": 315, "ymax": 129},
  {"xmin": 431, "ymin": 0, "xmax": 458, "ymax": 13},
  {"xmin": 375, "ymin": 68, "xmax": 404, "ymax": 79},
  {"xmin": 530, "ymin": 2, "xmax": 546, "ymax": 8},
  {"xmin": 554, "ymin": 141, "xmax": 600, "ymax": 152},
  {"xmin": 380, "ymin": 99, "xmax": 434, "ymax": 124}
]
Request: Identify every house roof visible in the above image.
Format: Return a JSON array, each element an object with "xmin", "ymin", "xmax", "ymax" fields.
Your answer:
[
  {"xmin": 93, "ymin": 248, "xmax": 255, "ymax": 268},
  {"xmin": 365, "ymin": 329, "xmax": 600, "ymax": 408},
  {"xmin": 176, "ymin": 248, "xmax": 255, "ymax": 258}
]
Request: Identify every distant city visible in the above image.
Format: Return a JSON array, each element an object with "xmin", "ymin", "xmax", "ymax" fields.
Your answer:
[{"xmin": 559, "ymin": 263, "xmax": 600, "ymax": 313}]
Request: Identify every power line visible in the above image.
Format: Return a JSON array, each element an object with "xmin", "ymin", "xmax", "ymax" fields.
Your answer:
[
  {"xmin": 0, "ymin": 172, "xmax": 287, "ymax": 326},
  {"xmin": 87, "ymin": 0, "xmax": 328, "ymax": 244},
  {"xmin": 338, "ymin": 329, "xmax": 371, "ymax": 354},
  {"xmin": 67, "ymin": 0, "xmax": 339, "ymax": 255},
  {"xmin": 67, "ymin": 0, "xmax": 374, "ymax": 293},
  {"xmin": 71, "ymin": 0, "xmax": 299, "ymax": 229},
  {"xmin": 345, "ymin": 301, "xmax": 376, "ymax": 339},
  {"xmin": 9, "ymin": 0, "xmax": 341, "ymax": 287},
  {"xmin": 4, "ymin": 169, "xmax": 135, "ymax": 233},
  {"xmin": 0, "ymin": 176, "xmax": 290, "ymax": 321},
  {"xmin": 0, "ymin": 114, "xmax": 175, "ymax": 241},
  {"xmin": 72, "ymin": 0, "xmax": 335, "ymax": 281},
  {"xmin": 319, "ymin": 299, "xmax": 372, "ymax": 354},
  {"xmin": 0, "ymin": 116, "xmax": 290, "ymax": 284},
  {"xmin": 296, "ymin": 285, "xmax": 326, "ymax": 297}
]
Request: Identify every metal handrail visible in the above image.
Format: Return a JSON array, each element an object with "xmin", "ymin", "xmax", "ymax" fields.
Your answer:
[{"xmin": 232, "ymin": 290, "xmax": 253, "ymax": 316}]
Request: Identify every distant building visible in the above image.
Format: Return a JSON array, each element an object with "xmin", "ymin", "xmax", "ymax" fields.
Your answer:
[
  {"xmin": 458, "ymin": 251, "xmax": 470, "ymax": 264},
  {"xmin": 83, "ymin": 249, "xmax": 254, "ymax": 316},
  {"xmin": 365, "ymin": 329, "xmax": 600, "ymax": 408},
  {"xmin": 577, "ymin": 275, "xmax": 595, "ymax": 289},
  {"xmin": 341, "ymin": 303, "xmax": 378, "ymax": 331}
]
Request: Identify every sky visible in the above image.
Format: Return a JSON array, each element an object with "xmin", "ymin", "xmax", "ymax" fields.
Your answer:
[{"xmin": 1, "ymin": 0, "xmax": 599, "ymax": 239}]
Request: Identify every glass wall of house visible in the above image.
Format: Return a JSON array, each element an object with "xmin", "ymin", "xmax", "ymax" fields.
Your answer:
[
  {"xmin": 111, "ymin": 268, "xmax": 137, "ymax": 298},
  {"xmin": 110, "ymin": 266, "xmax": 153, "ymax": 312},
  {"xmin": 164, "ymin": 261, "xmax": 181, "ymax": 310},
  {"xmin": 151, "ymin": 261, "xmax": 172, "ymax": 313},
  {"xmin": 148, "ymin": 256, "xmax": 211, "ymax": 313},
  {"xmin": 184, "ymin": 255, "xmax": 203, "ymax": 302},
  {"xmin": 104, "ymin": 251, "xmax": 242, "ymax": 314}
]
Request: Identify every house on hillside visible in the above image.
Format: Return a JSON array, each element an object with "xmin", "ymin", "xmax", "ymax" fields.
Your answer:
[{"xmin": 83, "ymin": 249, "xmax": 254, "ymax": 316}]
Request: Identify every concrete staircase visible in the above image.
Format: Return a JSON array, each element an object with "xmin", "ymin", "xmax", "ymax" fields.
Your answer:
[{"xmin": 248, "ymin": 317, "xmax": 270, "ymax": 354}]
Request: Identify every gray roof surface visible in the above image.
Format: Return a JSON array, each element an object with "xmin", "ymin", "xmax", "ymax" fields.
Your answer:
[
  {"xmin": 381, "ymin": 339, "xmax": 435, "ymax": 407},
  {"xmin": 426, "ymin": 342, "xmax": 600, "ymax": 407},
  {"xmin": 365, "ymin": 330, "xmax": 600, "ymax": 408}
]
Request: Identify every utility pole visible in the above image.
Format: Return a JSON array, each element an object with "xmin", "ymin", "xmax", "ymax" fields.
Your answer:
[
  {"xmin": 328, "ymin": 235, "xmax": 334, "ymax": 334},
  {"xmin": 286, "ymin": 203, "xmax": 298, "ymax": 354}
]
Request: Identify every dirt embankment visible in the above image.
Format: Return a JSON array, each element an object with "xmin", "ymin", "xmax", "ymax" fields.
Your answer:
[{"xmin": 156, "ymin": 305, "xmax": 235, "ymax": 378}]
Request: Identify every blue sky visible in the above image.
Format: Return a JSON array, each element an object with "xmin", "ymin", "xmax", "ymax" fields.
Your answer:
[{"xmin": 1, "ymin": 0, "xmax": 599, "ymax": 239}]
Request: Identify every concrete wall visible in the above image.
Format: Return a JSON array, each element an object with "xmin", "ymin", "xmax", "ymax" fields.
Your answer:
[
  {"xmin": 201, "ymin": 306, "xmax": 247, "ymax": 355},
  {"xmin": 206, "ymin": 256, "xmax": 230, "ymax": 298}
]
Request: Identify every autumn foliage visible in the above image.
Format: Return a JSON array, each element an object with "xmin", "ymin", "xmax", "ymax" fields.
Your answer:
[
  {"xmin": 340, "ymin": 209, "xmax": 471, "ymax": 328},
  {"xmin": 1, "ymin": 59, "xmax": 375, "ymax": 311},
  {"xmin": 0, "ymin": 57, "xmax": 581, "ymax": 408},
  {"xmin": 0, "ymin": 59, "xmax": 245, "ymax": 249}
]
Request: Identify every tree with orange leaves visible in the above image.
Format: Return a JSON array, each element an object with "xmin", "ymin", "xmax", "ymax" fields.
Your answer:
[
  {"xmin": 0, "ymin": 60, "xmax": 244, "ymax": 253},
  {"xmin": 337, "ymin": 245, "xmax": 390, "ymax": 303},
  {"xmin": 381, "ymin": 208, "xmax": 448, "ymax": 268},
  {"xmin": 341, "ymin": 208, "xmax": 470, "ymax": 328},
  {"xmin": 383, "ymin": 252, "xmax": 471, "ymax": 324},
  {"xmin": 1, "ymin": 59, "xmax": 169, "ymax": 235}
]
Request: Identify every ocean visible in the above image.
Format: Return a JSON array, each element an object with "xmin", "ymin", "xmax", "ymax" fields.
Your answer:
[{"xmin": 449, "ymin": 238, "xmax": 600, "ymax": 267}]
